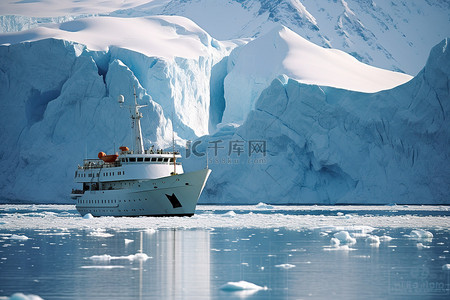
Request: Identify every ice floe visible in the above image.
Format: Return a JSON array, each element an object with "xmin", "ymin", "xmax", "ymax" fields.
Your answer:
[
  {"xmin": 324, "ymin": 245, "xmax": 357, "ymax": 251},
  {"xmin": 409, "ymin": 229, "xmax": 434, "ymax": 241},
  {"xmin": 365, "ymin": 235, "xmax": 380, "ymax": 246},
  {"xmin": 442, "ymin": 264, "xmax": 450, "ymax": 271},
  {"xmin": 88, "ymin": 229, "xmax": 113, "ymax": 238},
  {"xmin": 1, "ymin": 205, "xmax": 449, "ymax": 230},
  {"xmin": 274, "ymin": 263, "xmax": 296, "ymax": 269},
  {"xmin": 2, "ymin": 293, "xmax": 43, "ymax": 300},
  {"xmin": 220, "ymin": 280, "xmax": 267, "ymax": 291},
  {"xmin": 333, "ymin": 231, "xmax": 356, "ymax": 245},
  {"xmin": 83, "ymin": 213, "xmax": 94, "ymax": 219},
  {"xmin": 80, "ymin": 265, "xmax": 125, "ymax": 269},
  {"xmin": 8, "ymin": 235, "xmax": 29, "ymax": 241},
  {"xmin": 88, "ymin": 253, "xmax": 151, "ymax": 261}
]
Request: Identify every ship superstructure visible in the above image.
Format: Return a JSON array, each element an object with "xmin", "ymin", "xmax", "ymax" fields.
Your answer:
[{"xmin": 71, "ymin": 91, "xmax": 211, "ymax": 217}]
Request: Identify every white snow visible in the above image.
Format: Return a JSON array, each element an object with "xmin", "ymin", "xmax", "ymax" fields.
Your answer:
[
  {"xmin": 442, "ymin": 264, "xmax": 450, "ymax": 271},
  {"xmin": 0, "ymin": 15, "xmax": 218, "ymax": 60},
  {"xmin": 220, "ymin": 280, "xmax": 267, "ymax": 291},
  {"xmin": 222, "ymin": 25, "xmax": 412, "ymax": 124},
  {"xmin": 124, "ymin": 239, "xmax": 134, "ymax": 244}
]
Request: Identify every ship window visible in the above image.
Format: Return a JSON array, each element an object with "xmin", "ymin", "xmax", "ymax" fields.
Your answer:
[
  {"xmin": 151, "ymin": 158, "xmax": 157, "ymax": 162},
  {"xmin": 137, "ymin": 158, "xmax": 143, "ymax": 162},
  {"xmin": 169, "ymin": 158, "xmax": 174, "ymax": 162},
  {"xmin": 112, "ymin": 172, "xmax": 114, "ymax": 176},
  {"xmin": 130, "ymin": 157, "xmax": 136, "ymax": 162},
  {"xmin": 163, "ymin": 158, "xmax": 169, "ymax": 162},
  {"xmin": 157, "ymin": 158, "xmax": 163, "ymax": 162},
  {"xmin": 144, "ymin": 158, "xmax": 150, "ymax": 162}
]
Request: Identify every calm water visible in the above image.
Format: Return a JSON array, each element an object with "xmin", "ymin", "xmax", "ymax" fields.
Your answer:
[{"xmin": 0, "ymin": 205, "xmax": 449, "ymax": 299}]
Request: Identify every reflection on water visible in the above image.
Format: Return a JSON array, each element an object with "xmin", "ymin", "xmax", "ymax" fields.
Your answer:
[
  {"xmin": 0, "ymin": 206, "xmax": 449, "ymax": 299},
  {"xmin": 0, "ymin": 228, "xmax": 212, "ymax": 300}
]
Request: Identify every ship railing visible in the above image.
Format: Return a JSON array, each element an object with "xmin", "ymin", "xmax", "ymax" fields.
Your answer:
[{"xmin": 78, "ymin": 159, "xmax": 121, "ymax": 170}]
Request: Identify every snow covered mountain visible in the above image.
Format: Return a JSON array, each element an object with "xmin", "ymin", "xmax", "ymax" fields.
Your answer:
[
  {"xmin": 0, "ymin": 1, "xmax": 448, "ymax": 204},
  {"xmin": 1, "ymin": 0, "xmax": 449, "ymax": 75}
]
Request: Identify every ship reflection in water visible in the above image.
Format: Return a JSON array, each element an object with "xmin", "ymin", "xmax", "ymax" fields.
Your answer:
[{"xmin": 72, "ymin": 229, "xmax": 212, "ymax": 300}]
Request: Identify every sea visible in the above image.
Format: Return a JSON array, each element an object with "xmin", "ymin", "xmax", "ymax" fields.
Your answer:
[{"xmin": 0, "ymin": 204, "xmax": 449, "ymax": 299}]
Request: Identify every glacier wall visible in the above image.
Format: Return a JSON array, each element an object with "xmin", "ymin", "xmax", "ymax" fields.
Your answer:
[
  {"xmin": 0, "ymin": 34, "xmax": 230, "ymax": 202},
  {"xmin": 186, "ymin": 38, "xmax": 450, "ymax": 204}
]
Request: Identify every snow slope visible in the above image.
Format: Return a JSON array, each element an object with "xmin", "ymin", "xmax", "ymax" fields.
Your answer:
[
  {"xmin": 222, "ymin": 25, "xmax": 412, "ymax": 124},
  {"xmin": 185, "ymin": 38, "xmax": 450, "ymax": 204},
  {"xmin": 1, "ymin": 1, "xmax": 449, "ymax": 74}
]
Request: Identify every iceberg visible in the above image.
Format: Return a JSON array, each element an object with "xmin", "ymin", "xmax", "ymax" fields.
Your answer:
[
  {"xmin": 0, "ymin": 16, "xmax": 232, "ymax": 202},
  {"xmin": 222, "ymin": 25, "xmax": 412, "ymax": 124},
  {"xmin": 0, "ymin": 11, "xmax": 448, "ymax": 205},
  {"xmin": 189, "ymin": 38, "xmax": 449, "ymax": 205}
]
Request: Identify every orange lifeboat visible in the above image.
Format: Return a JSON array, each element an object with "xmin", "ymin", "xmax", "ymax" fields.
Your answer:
[
  {"xmin": 119, "ymin": 146, "xmax": 129, "ymax": 152},
  {"xmin": 98, "ymin": 152, "xmax": 119, "ymax": 163}
]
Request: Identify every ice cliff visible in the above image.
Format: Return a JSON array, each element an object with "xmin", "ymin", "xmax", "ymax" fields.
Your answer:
[
  {"xmin": 0, "ymin": 14, "xmax": 448, "ymax": 204},
  {"xmin": 187, "ymin": 38, "xmax": 450, "ymax": 204},
  {"xmin": 0, "ymin": 16, "xmax": 232, "ymax": 202}
]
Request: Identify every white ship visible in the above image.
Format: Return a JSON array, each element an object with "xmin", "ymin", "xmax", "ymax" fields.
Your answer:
[{"xmin": 71, "ymin": 91, "xmax": 211, "ymax": 217}]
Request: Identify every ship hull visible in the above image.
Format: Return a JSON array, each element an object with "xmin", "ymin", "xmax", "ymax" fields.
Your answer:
[{"xmin": 75, "ymin": 169, "xmax": 211, "ymax": 217}]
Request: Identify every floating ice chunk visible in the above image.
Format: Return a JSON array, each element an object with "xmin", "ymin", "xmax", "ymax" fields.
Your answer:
[
  {"xmin": 330, "ymin": 237, "xmax": 340, "ymax": 247},
  {"xmin": 379, "ymin": 235, "xmax": 393, "ymax": 242},
  {"xmin": 88, "ymin": 253, "xmax": 151, "ymax": 261},
  {"xmin": 130, "ymin": 253, "xmax": 150, "ymax": 261},
  {"xmin": 145, "ymin": 228, "xmax": 156, "ymax": 234},
  {"xmin": 7, "ymin": 293, "xmax": 44, "ymax": 300},
  {"xmin": 410, "ymin": 230, "xmax": 433, "ymax": 241},
  {"xmin": 333, "ymin": 231, "xmax": 356, "ymax": 244},
  {"xmin": 275, "ymin": 263, "xmax": 295, "ymax": 269},
  {"xmin": 222, "ymin": 211, "xmax": 237, "ymax": 217},
  {"xmin": 416, "ymin": 243, "xmax": 431, "ymax": 250},
  {"xmin": 88, "ymin": 229, "xmax": 113, "ymax": 238},
  {"xmin": 80, "ymin": 265, "xmax": 125, "ymax": 269},
  {"xmin": 256, "ymin": 203, "xmax": 274, "ymax": 209},
  {"xmin": 124, "ymin": 239, "xmax": 134, "ymax": 244},
  {"xmin": 365, "ymin": 235, "xmax": 380, "ymax": 245},
  {"xmin": 83, "ymin": 213, "xmax": 94, "ymax": 219},
  {"xmin": 442, "ymin": 264, "xmax": 450, "ymax": 271},
  {"xmin": 336, "ymin": 212, "xmax": 344, "ymax": 216},
  {"xmin": 9, "ymin": 234, "xmax": 29, "ymax": 241},
  {"xmin": 220, "ymin": 281, "xmax": 267, "ymax": 291},
  {"xmin": 324, "ymin": 245, "xmax": 356, "ymax": 251},
  {"xmin": 89, "ymin": 254, "xmax": 112, "ymax": 261}
]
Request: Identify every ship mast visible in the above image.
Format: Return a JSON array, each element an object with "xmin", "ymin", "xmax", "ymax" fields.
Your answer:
[{"xmin": 119, "ymin": 87, "xmax": 147, "ymax": 154}]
